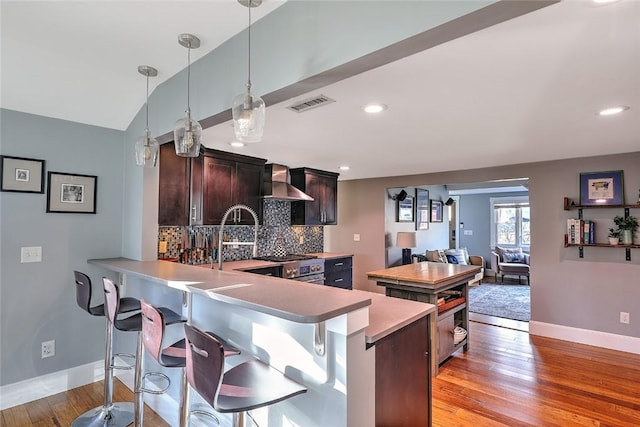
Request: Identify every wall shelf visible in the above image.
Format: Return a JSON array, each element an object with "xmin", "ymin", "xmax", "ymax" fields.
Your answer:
[{"xmin": 563, "ymin": 197, "xmax": 638, "ymax": 261}]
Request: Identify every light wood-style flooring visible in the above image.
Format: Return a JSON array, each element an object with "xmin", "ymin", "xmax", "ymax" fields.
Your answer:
[{"xmin": 2, "ymin": 320, "xmax": 639, "ymax": 426}]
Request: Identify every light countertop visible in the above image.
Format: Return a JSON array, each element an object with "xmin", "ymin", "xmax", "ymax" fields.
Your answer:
[
  {"xmin": 367, "ymin": 261, "xmax": 481, "ymax": 290},
  {"xmin": 89, "ymin": 257, "xmax": 433, "ymax": 344}
]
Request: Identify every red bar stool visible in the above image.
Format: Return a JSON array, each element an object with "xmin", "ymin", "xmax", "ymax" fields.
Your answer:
[
  {"xmin": 72, "ymin": 271, "xmax": 141, "ymax": 427},
  {"xmin": 184, "ymin": 324, "xmax": 307, "ymax": 427},
  {"xmin": 140, "ymin": 299, "xmax": 241, "ymax": 426}
]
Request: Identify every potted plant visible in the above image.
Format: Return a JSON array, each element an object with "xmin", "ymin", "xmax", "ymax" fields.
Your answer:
[
  {"xmin": 608, "ymin": 227, "xmax": 620, "ymax": 246},
  {"xmin": 613, "ymin": 215, "xmax": 639, "ymax": 245}
]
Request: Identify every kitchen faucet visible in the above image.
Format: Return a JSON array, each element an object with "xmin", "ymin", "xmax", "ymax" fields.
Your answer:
[{"xmin": 214, "ymin": 204, "xmax": 259, "ymax": 270}]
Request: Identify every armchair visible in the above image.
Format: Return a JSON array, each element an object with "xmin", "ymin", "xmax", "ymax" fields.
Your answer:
[{"xmin": 491, "ymin": 246, "xmax": 530, "ymax": 284}]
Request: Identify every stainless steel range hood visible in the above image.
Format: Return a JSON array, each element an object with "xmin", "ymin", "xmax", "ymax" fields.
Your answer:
[{"xmin": 263, "ymin": 164, "xmax": 314, "ymax": 201}]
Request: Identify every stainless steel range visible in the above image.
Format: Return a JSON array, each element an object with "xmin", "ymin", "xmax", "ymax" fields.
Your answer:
[{"xmin": 253, "ymin": 255, "xmax": 325, "ymax": 285}]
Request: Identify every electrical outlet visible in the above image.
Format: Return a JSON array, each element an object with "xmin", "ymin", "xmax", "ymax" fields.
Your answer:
[
  {"xmin": 42, "ymin": 340, "xmax": 55, "ymax": 358},
  {"xmin": 232, "ymin": 238, "xmax": 239, "ymax": 249},
  {"xmin": 299, "ymin": 235, "xmax": 304, "ymax": 244},
  {"xmin": 353, "ymin": 234, "xmax": 361, "ymax": 242},
  {"xmin": 620, "ymin": 312, "xmax": 630, "ymax": 324},
  {"xmin": 158, "ymin": 241, "xmax": 168, "ymax": 254},
  {"xmin": 21, "ymin": 246, "xmax": 42, "ymax": 263}
]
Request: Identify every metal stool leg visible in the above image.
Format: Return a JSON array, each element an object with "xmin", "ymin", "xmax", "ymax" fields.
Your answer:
[
  {"xmin": 72, "ymin": 317, "xmax": 134, "ymax": 427},
  {"xmin": 134, "ymin": 331, "xmax": 145, "ymax": 427},
  {"xmin": 179, "ymin": 367, "xmax": 189, "ymax": 427}
]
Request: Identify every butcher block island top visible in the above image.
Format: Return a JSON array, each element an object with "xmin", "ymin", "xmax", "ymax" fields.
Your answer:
[{"xmin": 367, "ymin": 261, "xmax": 481, "ymax": 290}]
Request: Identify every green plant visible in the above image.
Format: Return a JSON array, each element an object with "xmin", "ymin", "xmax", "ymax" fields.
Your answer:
[
  {"xmin": 613, "ymin": 215, "xmax": 639, "ymax": 233},
  {"xmin": 608, "ymin": 227, "xmax": 620, "ymax": 238}
]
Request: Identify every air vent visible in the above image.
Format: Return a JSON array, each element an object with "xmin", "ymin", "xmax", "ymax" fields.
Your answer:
[{"xmin": 287, "ymin": 95, "xmax": 335, "ymax": 113}]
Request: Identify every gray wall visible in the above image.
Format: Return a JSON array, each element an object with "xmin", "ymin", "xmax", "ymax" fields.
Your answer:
[
  {"xmin": 456, "ymin": 191, "xmax": 529, "ymax": 266},
  {"xmin": 0, "ymin": 109, "xmax": 125, "ymax": 385},
  {"xmin": 326, "ymin": 152, "xmax": 640, "ymax": 339}
]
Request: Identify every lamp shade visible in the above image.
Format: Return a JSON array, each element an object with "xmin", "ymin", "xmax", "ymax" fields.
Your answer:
[{"xmin": 396, "ymin": 232, "xmax": 416, "ymax": 248}]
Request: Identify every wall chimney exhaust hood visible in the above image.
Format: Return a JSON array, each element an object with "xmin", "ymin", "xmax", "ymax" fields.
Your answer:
[{"xmin": 263, "ymin": 164, "xmax": 314, "ymax": 201}]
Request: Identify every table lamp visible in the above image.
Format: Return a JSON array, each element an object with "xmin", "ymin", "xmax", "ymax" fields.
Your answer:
[{"xmin": 396, "ymin": 232, "xmax": 417, "ymax": 265}]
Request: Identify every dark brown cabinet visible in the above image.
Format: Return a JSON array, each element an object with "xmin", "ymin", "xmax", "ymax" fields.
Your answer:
[
  {"xmin": 375, "ymin": 316, "xmax": 431, "ymax": 426},
  {"xmin": 324, "ymin": 256, "xmax": 352, "ymax": 289},
  {"xmin": 159, "ymin": 145, "xmax": 265, "ymax": 226},
  {"xmin": 158, "ymin": 143, "xmax": 203, "ymax": 226},
  {"xmin": 290, "ymin": 168, "xmax": 339, "ymax": 225},
  {"xmin": 202, "ymin": 150, "xmax": 265, "ymax": 225}
]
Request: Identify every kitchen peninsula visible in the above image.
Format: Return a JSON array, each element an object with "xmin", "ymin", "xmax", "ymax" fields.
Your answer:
[
  {"xmin": 368, "ymin": 261, "xmax": 481, "ymax": 376},
  {"xmin": 89, "ymin": 258, "xmax": 435, "ymax": 426}
]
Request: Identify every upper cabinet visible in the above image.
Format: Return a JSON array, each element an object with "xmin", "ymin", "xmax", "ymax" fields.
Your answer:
[
  {"xmin": 202, "ymin": 149, "xmax": 266, "ymax": 225},
  {"xmin": 290, "ymin": 168, "xmax": 339, "ymax": 225},
  {"xmin": 158, "ymin": 145, "xmax": 265, "ymax": 226},
  {"xmin": 158, "ymin": 143, "xmax": 202, "ymax": 226}
]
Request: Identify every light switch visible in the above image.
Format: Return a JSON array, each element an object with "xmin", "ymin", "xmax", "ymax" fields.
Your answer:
[
  {"xmin": 21, "ymin": 246, "xmax": 42, "ymax": 263},
  {"xmin": 463, "ymin": 230, "xmax": 473, "ymax": 236}
]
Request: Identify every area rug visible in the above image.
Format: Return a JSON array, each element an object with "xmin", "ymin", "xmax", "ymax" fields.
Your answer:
[{"xmin": 468, "ymin": 282, "xmax": 530, "ymax": 322}]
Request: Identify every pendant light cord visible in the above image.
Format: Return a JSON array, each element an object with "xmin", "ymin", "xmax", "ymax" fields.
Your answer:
[
  {"xmin": 247, "ymin": 1, "xmax": 252, "ymax": 89},
  {"xmin": 145, "ymin": 74, "xmax": 150, "ymax": 130},
  {"xmin": 187, "ymin": 43, "xmax": 191, "ymax": 111}
]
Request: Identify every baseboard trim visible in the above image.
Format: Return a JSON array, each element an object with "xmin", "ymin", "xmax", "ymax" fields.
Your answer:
[
  {"xmin": 529, "ymin": 321, "xmax": 640, "ymax": 355},
  {"xmin": 0, "ymin": 360, "xmax": 104, "ymax": 410}
]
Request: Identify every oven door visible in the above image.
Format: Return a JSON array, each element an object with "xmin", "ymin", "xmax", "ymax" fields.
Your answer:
[{"xmin": 292, "ymin": 274, "xmax": 325, "ymax": 285}]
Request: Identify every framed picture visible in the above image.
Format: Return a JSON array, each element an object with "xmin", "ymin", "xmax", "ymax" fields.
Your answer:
[
  {"xmin": 47, "ymin": 172, "xmax": 97, "ymax": 214},
  {"xmin": 579, "ymin": 170, "xmax": 624, "ymax": 206},
  {"xmin": 1, "ymin": 155, "xmax": 45, "ymax": 193},
  {"xmin": 396, "ymin": 195, "xmax": 414, "ymax": 222},
  {"xmin": 415, "ymin": 188, "xmax": 430, "ymax": 230},
  {"xmin": 430, "ymin": 199, "xmax": 443, "ymax": 222}
]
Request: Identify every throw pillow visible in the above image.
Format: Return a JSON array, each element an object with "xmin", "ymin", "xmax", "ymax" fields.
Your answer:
[
  {"xmin": 426, "ymin": 249, "xmax": 448, "ymax": 263},
  {"xmin": 495, "ymin": 246, "xmax": 522, "ymax": 261},
  {"xmin": 444, "ymin": 249, "xmax": 468, "ymax": 265},
  {"xmin": 446, "ymin": 255, "xmax": 459, "ymax": 264},
  {"xmin": 503, "ymin": 252, "xmax": 526, "ymax": 263}
]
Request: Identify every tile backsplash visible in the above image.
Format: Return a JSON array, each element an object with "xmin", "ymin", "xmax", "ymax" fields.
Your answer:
[{"xmin": 158, "ymin": 200, "xmax": 324, "ymax": 264}]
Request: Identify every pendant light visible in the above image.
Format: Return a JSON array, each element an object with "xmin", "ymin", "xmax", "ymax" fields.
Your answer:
[
  {"xmin": 135, "ymin": 65, "xmax": 159, "ymax": 168},
  {"xmin": 173, "ymin": 33, "xmax": 202, "ymax": 157},
  {"xmin": 232, "ymin": 0, "xmax": 265, "ymax": 143}
]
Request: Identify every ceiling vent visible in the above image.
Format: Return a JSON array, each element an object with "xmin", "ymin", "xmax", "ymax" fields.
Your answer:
[{"xmin": 287, "ymin": 95, "xmax": 335, "ymax": 113}]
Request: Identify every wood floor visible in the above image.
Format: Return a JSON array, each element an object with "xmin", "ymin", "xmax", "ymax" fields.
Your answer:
[
  {"xmin": 2, "ymin": 321, "xmax": 639, "ymax": 426},
  {"xmin": 0, "ymin": 379, "xmax": 169, "ymax": 427}
]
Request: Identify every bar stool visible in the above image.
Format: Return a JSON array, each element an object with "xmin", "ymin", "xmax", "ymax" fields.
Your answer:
[
  {"xmin": 102, "ymin": 277, "xmax": 184, "ymax": 427},
  {"xmin": 140, "ymin": 299, "xmax": 241, "ymax": 426},
  {"xmin": 184, "ymin": 324, "xmax": 307, "ymax": 427},
  {"xmin": 72, "ymin": 271, "xmax": 141, "ymax": 427}
]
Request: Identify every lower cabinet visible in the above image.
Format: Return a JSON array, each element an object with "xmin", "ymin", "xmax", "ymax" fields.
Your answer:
[
  {"xmin": 374, "ymin": 315, "xmax": 431, "ymax": 426},
  {"xmin": 437, "ymin": 302, "xmax": 467, "ymax": 364},
  {"xmin": 324, "ymin": 256, "xmax": 352, "ymax": 289}
]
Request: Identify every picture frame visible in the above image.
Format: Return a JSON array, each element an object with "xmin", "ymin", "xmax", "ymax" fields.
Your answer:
[
  {"xmin": 430, "ymin": 199, "xmax": 443, "ymax": 222},
  {"xmin": 415, "ymin": 188, "xmax": 430, "ymax": 230},
  {"xmin": 396, "ymin": 195, "xmax": 414, "ymax": 222},
  {"xmin": 579, "ymin": 170, "xmax": 624, "ymax": 206},
  {"xmin": 47, "ymin": 171, "xmax": 97, "ymax": 214},
  {"xmin": 1, "ymin": 155, "xmax": 46, "ymax": 193}
]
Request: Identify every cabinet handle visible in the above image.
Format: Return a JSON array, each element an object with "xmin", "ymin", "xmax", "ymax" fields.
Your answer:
[
  {"xmin": 334, "ymin": 278, "xmax": 343, "ymax": 282},
  {"xmin": 191, "ymin": 205, "xmax": 197, "ymax": 221},
  {"xmin": 334, "ymin": 262, "xmax": 344, "ymax": 266}
]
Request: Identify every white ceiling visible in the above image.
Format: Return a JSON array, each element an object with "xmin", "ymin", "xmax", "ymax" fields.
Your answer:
[{"xmin": 2, "ymin": 0, "xmax": 639, "ymax": 181}]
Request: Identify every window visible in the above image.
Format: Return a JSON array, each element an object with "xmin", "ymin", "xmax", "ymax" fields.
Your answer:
[{"xmin": 490, "ymin": 196, "xmax": 530, "ymax": 249}]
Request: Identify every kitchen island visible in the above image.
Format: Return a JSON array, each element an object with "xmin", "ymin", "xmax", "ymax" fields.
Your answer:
[
  {"xmin": 89, "ymin": 258, "xmax": 434, "ymax": 426},
  {"xmin": 367, "ymin": 261, "xmax": 481, "ymax": 376}
]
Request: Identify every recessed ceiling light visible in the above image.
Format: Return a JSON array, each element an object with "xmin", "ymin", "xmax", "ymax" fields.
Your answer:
[
  {"xmin": 339, "ymin": 165, "xmax": 350, "ymax": 171},
  {"xmin": 229, "ymin": 141, "xmax": 245, "ymax": 147},
  {"xmin": 363, "ymin": 103, "xmax": 388, "ymax": 114},
  {"xmin": 592, "ymin": 0, "xmax": 620, "ymax": 4},
  {"xmin": 597, "ymin": 106, "xmax": 630, "ymax": 116}
]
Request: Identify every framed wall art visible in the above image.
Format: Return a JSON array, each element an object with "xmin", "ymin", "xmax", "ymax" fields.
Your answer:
[
  {"xmin": 47, "ymin": 171, "xmax": 97, "ymax": 214},
  {"xmin": 579, "ymin": 170, "xmax": 624, "ymax": 206},
  {"xmin": 1, "ymin": 155, "xmax": 46, "ymax": 193},
  {"xmin": 430, "ymin": 199, "xmax": 443, "ymax": 223},
  {"xmin": 415, "ymin": 188, "xmax": 430, "ymax": 230},
  {"xmin": 396, "ymin": 194, "xmax": 414, "ymax": 223}
]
